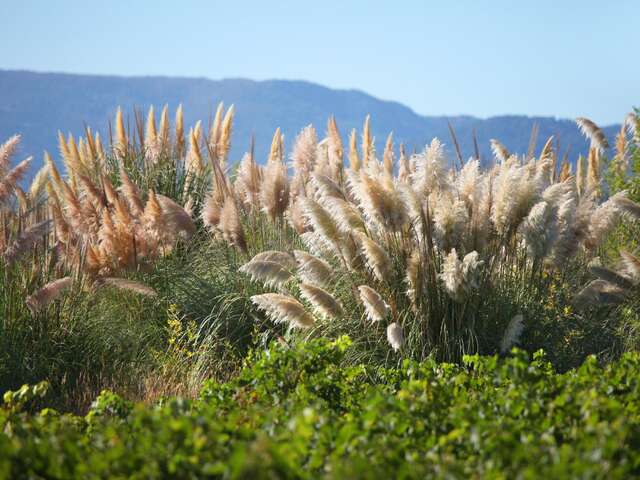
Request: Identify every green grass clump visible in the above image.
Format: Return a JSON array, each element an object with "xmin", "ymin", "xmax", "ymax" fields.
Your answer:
[{"xmin": 1, "ymin": 337, "xmax": 639, "ymax": 478}]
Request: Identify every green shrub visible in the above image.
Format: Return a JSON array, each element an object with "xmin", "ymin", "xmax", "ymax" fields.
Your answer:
[{"xmin": 0, "ymin": 338, "xmax": 639, "ymax": 478}]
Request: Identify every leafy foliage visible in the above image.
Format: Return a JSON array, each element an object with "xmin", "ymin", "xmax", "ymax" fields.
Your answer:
[{"xmin": 1, "ymin": 338, "xmax": 640, "ymax": 478}]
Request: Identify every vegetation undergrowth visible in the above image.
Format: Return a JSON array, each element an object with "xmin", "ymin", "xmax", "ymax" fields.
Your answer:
[{"xmin": 1, "ymin": 337, "xmax": 640, "ymax": 478}]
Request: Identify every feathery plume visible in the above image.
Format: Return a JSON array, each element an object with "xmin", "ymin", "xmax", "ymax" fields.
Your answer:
[
  {"xmin": 383, "ymin": 132, "xmax": 394, "ymax": 175},
  {"xmin": 398, "ymin": 144, "xmax": 411, "ymax": 182},
  {"xmin": 251, "ymin": 250, "xmax": 297, "ymax": 269},
  {"xmin": 490, "ymin": 139, "xmax": 510, "ymax": 163},
  {"xmin": 158, "ymin": 104, "xmax": 170, "ymax": 150},
  {"xmin": 29, "ymin": 163, "xmax": 50, "ymax": 201},
  {"xmin": 518, "ymin": 201, "xmax": 556, "ymax": 259},
  {"xmin": 585, "ymin": 192, "xmax": 625, "ymax": 249},
  {"xmin": 325, "ymin": 196, "xmax": 365, "ymax": 234},
  {"xmin": 0, "ymin": 134, "xmax": 21, "ymax": 175},
  {"xmin": 500, "ymin": 314, "xmax": 524, "ymax": 353},
  {"xmin": 558, "ymin": 161, "xmax": 571, "ymax": 182},
  {"xmin": 65, "ymin": 135, "xmax": 85, "ymax": 175},
  {"xmin": 361, "ymin": 115, "xmax": 372, "ymax": 166},
  {"xmin": 586, "ymin": 148, "xmax": 600, "ymax": 195},
  {"xmin": 94, "ymin": 132, "xmax": 106, "ymax": 163},
  {"xmin": 588, "ymin": 265, "xmax": 634, "ymax": 290},
  {"xmin": 156, "ymin": 194, "xmax": 196, "ymax": 240},
  {"xmin": 301, "ymin": 197, "xmax": 340, "ymax": 248},
  {"xmin": 293, "ymin": 249, "xmax": 333, "ymax": 287},
  {"xmin": 286, "ymin": 197, "xmax": 307, "ymax": 234},
  {"xmin": 411, "ymin": 138, "xmax": 448, "ymax": 195},
  {"xmin": 26, "ymin": 277, "xmax": 72, "ymax": 314},
  {"xmin": 574, "ymin": 279, "xmax": 627, "ymax": 310},
  {"xmin": 219, "ymin": 105, "xmax": 234, "ymax": 164},
  {"xmin": 386, "ymin": 322, "xmax": 404, "ymax": 351},
  {"xmin": 358, "ymin": 233, "xmax": 392, "ymax": 282},
  {"xmin": 576, "ymin": 117, "xmax": 609, "ymax": 153},
  {"xmin": 575, "ymin": 154, "xmax": 585, "ymax": 196},
  {"xmin": 267, "ymin": 128, "xmax": 283, "ymax": 163},
  {"xmin": 624, "ymin": 112, "xmax": 638, "ymax": 139},
  {"xmin": 612, "ymin": 124, "xmax": 629, "ymax": 178},
  {"xmin": 358, "ymin": 285, "xmax": 390, "ymax": 322},
  {"xmin": 618, "ymin": 250, "xmax": 640, "ymax": 282},
  {"xmin": 145, "ymin": 105, "xmax": 158, "ymax": 149},
  {"xmin": 491, "ymin": 161, "xmax": 540, "ymax": 236},
  {"xmin": 433, "ymin": 195, "xmax": 469, "ymax": 251},
  {"xmin": 57, "ymin": 131, "xmax": 70, "ymax": 167},
  {"xmin": 439, "ymin": 249, "xmax": 483, "ymax": 302},
  {"xmin": 352, "ymin": 171, "xmax": 407, "ymax": 231},
  {"xmin": 44, "ymin": 152, "xmax": 64, "ymax": 191},
  {"xmin": 290, "ymin": 125, "xmax": 317, "ymax": 194},
  {"xmin": 240, "ymin": 260, "xmax": 293, "ymax": 288},
  {"xmin": 114, "ymin": 107, "xmax": 127, "ymax": 156},
  {"xmin": 0, "ymin": 157, "xmax": 32, "ymax": 204},
  {"xmin": 95, "ymin": 277, "xmax": 157, "ymax": 297},
  {"xmin": 175, "ymin": 104, "xmax": 185, "ymax": 158},
  {"xmin": 311, "ymin": 173, "xmax": 345, "ymax": 201},
  {"xmin": 235, "ymin": 150, "xmax": 263, "ymax": 211},
  {"xmin": 219, "ymin": 196, "xmax": 247, "ymax": 252},
  {"xmin": 101, "ymin": 175, "xmax": 119, "ymax": 206},
  {"xmin": 612, "ymin": 196, "xmax": 640, "ymax": 221},
  {"xmin": 299, "ymin": 283, "xmax": 342, "ymax": 319},
  {"xmin": 201, "ymin": 188, "xmax": 224, "ymax": 230},
  {"xmin": 3, "ymin": 220, "xmax": 51, "ymax": 265},
  {"xmin": 327, "ymin": 116, "xmax": 343, "ymax": 169},
  {"xmin": 119, "ymin": 167, "xmax": 144, "ymax": 217},
  {"xmin": 143, "ymin": 189, "xmax": 164, "ymax": 242},
  {"xmin": 186, "ymin": 126, "xmax": 204, "ymax": 175},
  {"xmin": 348, "ymin": 129, "xmax": 361, "ymax": 172},
  {"xmin": 456, "ymin": 159, "xmax": 481, "ymax": 208},
  {"xmin": 49, "ymin": 189, "xmax": 70, "ymax": 243},
  {"xmin": 209, "ymin": 102, "xmax": 225, "ymax": 151},
  {"xmin": 250, "ymin": 293, "xmax": 314, "ymax": 329},
  {"xmin": 78, "ymin": 174, "xmax": 106, "ymax": 211},
  {"xmin": 300, "ymin": 231, "xmax": 335, "ymax": 260},
  {"xmin": 261, "ymin": 152, "xmax": 290, "ymax": 220},
  {"xmin": 405, "ymin": 249, "xmax": 422, "ymax": 305},
  {"xmin": 539, "ymin": 136, "xmax": 554, "ymax": 162}
]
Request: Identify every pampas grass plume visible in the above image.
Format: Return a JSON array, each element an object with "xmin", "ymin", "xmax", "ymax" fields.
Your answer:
[
  {"xmin": 358, "ymin": 285, "xmax": 389, "ymax": 322},
  {"xmin": 500, "ymin": 314, "xmax": 524, "ymax": 353},
  {"xmin": 26, "ymin": 277, "xmax": 72, "ymax": 314},
  {"xmin": 576, "ymin": 117, "xmax": 609, "ymax": 153},
  {"xmin": 299, "ymin": 282, "xmax": 342, "ymax": 319},
  {"xmin": 240, "ymin": 260, "xmax": 293, "ymax": 288},
  {"xmin": 251, "ymin": 293, "xmax": 314, "ymax": 329},
  {"xmin": 386, "ymin": 322, "xmax": 404, "ymax": 351}
]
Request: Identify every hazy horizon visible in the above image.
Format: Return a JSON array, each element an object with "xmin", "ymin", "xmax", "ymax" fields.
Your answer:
[
  {"xmin": 2, "ymin": 0, "xmax": 638, "ymax": 125},
  {"xmin": 0, "ymin": 67, "xmax": 631, "ymax": 128}
]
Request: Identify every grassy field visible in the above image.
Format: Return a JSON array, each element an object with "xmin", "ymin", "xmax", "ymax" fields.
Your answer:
[{"xmin": 1, "ymin": 105, "xmax": 640, "ymax": 476}]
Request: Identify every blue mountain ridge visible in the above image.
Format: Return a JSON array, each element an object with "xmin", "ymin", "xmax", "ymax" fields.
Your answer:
[{"xmin": 0, "ymin": 69, "xmax": 622, "ymax": 175}]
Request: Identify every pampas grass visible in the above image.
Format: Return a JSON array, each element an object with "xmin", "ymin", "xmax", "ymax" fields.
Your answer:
[
  {"xmin": 358, "ymin": 285, "xmax": 389, "ymax": 322},
  {"xmin": 500, "ymin": 314, "xmax": 524, "ymax": 354},
  {"xmin": 386, "ymin": 322, "xmax": 404, "ymax": 351},
  {"xmin": 576, "ymin": 117, "xmax": 610, "ymax": 153},
  {"xmin": 299, "ymin": 283, "xmax": 342, "ymax": 319},
  {"xmin": 293, "ymin": 250, "xmax": 333, "ymax": 287},
  {"xmin": 240, "ymin": 260, "xmax": 293, "ymax": 288},
  {"xmin": 94, "ymin": 277, "xmax": 157, "ymax": 297},
  {"xmin": 3, "ymin": 220, "xmax": 51, "ymax": 265},
  {"xmin": 26, "ymin": 277, "xmax": 73, "ymax": 314},
  {"xmin": 2, "ymin": 104, "xmax": 639, "ymax": 370},
  {"xmin": 250, "ymin": 293, "xmax": 314, "ymax": 329}
]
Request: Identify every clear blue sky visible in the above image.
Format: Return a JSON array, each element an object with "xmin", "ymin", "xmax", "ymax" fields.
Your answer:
[{"xmin": 2, "ymin": 0, "xmax": 637, "ymax": 125}]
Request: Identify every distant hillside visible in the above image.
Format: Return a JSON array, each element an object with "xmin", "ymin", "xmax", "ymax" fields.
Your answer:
[{"xmin": 0, "ymin": 69, "xmax": 621, "ymax": 175}]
